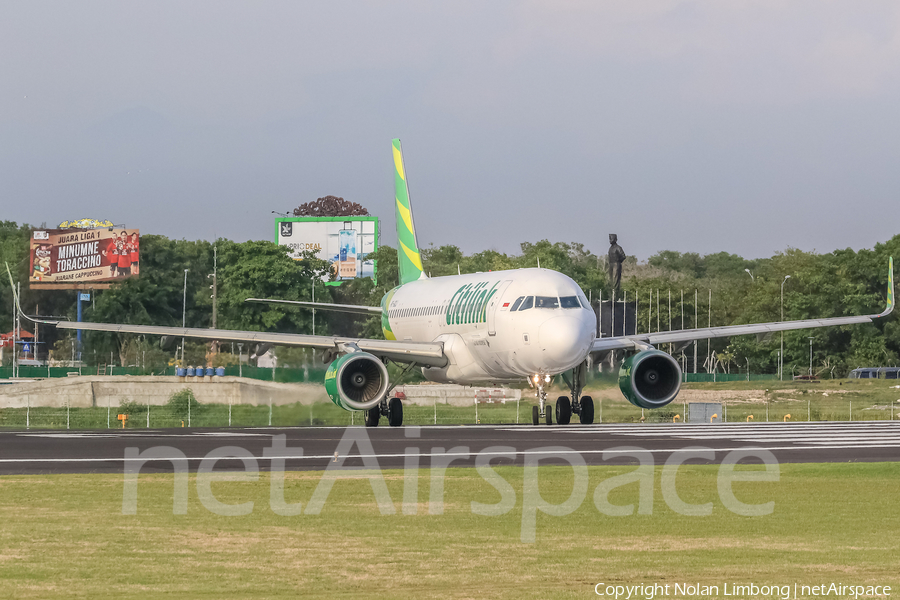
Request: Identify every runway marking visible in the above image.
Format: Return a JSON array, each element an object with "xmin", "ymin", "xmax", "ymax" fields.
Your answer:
[
  {"xmin": 17, "ymin": 432, "xmax": 273, "ymax": 439},
  {"xmin": 498, "ymin": 422, "xmax": 900, "ymax": 447},
  {"xmin": 1, "ymin": 443, "xmax": 899, "ymax": 465}
]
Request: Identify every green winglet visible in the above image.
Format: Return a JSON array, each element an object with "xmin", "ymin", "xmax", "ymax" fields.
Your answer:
[
  {"xmin": 885, "ymin": 257, "xmax": 894, "ymax": 316},
  {"xmin": 876, "ymin": 257, "xmax": 894, "ymax": 318},
  {"xmin": 392, "ymin": 139, "xmax": 426, "ymax": 285}
]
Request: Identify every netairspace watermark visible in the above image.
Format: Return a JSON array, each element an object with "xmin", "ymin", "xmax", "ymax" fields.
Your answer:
[
  {"xmin": 594, "ymin": 582, "xmax": 892, "ymax": 599},
  {"xmin": 122, "ymin": 426, "xmax": 781, "ymax": 543}
]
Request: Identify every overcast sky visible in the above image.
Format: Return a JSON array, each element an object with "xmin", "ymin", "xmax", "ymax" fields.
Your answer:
[{"xmin": 2, "ymin": 1, "xmax": 899, "ymax": 260}]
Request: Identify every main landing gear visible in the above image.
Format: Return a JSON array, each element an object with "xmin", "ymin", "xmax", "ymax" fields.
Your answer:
[
  {"xmin": 365, "ymin": 396, "xmax": 404, "ymax": 427},
  {"xmin": 364, "ymin": 360, "xmax": 420, "ymax": 428},
  {"xmin": 529, "ymin": 361, "xmax": 595, "ymax": 425}
]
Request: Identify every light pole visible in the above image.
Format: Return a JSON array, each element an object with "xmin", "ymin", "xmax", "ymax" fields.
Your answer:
[
  {"xmin": 207, "ymin": 246, "xmax": 218, "ymax": 356},
  {"xmin": 780, "ymin": 275, "xmax": 791, "ymax": 380},
  {"xmin": 809, "ymin": 337, "xmax": 814, "ymax": 378},
  {"xmin": 182, "ymin": 269, "xmax": 189, "ymax": 365},
  {"xmin": 745, "ymin": 268, "xmax": 754, "ymax": 281}
]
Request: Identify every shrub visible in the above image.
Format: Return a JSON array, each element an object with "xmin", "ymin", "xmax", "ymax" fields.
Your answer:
[
  {"xmin": 167, "ymin": 388, "xmax": 201, "ymax": 419},
  {"xmin": 118, "ymin": 398, "xmax": 144, "ymax": 428}
]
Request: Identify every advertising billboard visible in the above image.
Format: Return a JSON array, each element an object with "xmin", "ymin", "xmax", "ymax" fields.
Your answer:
[
  {"xmin": 29, "ymin": 228, "xmax": 140, "ymax": 286},
  {"xmin": 276, "ymin": 216, "xmax": 377, "ymax": 282}
]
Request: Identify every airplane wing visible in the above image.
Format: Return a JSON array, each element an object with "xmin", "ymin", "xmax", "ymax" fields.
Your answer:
[
  {"xmin": 49, "ymin": 320, "xmax": 446, "ymax": 366},
  {"xmin": 592, "ymin": 257, "xmax": 894, "ymax": 353},
  {"xmin": 244, "ymin": 298, "xmax": 383, "ymax": 316},
  {"xmin": 4, "ymin": 266, "xmax": 444, "ymax": 367}
]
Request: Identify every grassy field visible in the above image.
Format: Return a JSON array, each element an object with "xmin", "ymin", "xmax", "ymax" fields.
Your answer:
[
  {"xmin": 0, "ymin": 463, "xmax": 897, "ymax": 599},
  {"xmin": 575, "ymin": 377, "xmax": 900, "ymax": 424},
  {"xmin": 1, "ymin": 377, "xmax": 898, "ymax": 428}
]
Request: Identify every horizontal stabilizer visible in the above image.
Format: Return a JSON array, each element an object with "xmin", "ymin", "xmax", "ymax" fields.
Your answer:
[{"xmin": 244, "ymin": 298, "xmax": 382, "ymax": 316}]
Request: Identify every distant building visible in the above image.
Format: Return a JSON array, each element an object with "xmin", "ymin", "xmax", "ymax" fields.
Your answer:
[{"xmin": 848, "ymin": 367, "xmax": 900, "ymax": 379}]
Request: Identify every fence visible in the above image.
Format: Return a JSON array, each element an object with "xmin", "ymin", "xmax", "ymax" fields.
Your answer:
[
  {"xmin": 0, "ymin": 394, "xmax": 895, "ymax": 430},
  {"xmin": 682, "ymin": 373, "xmax": 778, "ymax": 383}
]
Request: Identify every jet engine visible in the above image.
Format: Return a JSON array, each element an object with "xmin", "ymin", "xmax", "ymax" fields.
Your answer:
[
  {"xmin": 250, "ymin": 343, "xmax": 273, "ymax": 359},
  {"xmin": 618, "ymin": 349, "xmax": 682, "ymax": 409},
  {"xmin": 324, "ymin": 352, "xmax": 390, "ymax": 411}
]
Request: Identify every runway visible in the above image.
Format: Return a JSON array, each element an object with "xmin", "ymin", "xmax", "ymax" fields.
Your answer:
[{"xmin": 1, "ymin": 421, "xmax": 899, "ymax": 475}]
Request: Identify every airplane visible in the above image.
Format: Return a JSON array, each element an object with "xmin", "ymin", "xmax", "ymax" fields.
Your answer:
[{"xmin": 8, "ymin": 139, "xmax": 894, "ymax": 427}]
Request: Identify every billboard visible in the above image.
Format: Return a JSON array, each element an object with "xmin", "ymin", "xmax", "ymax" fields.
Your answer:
[
  {"xmin": 276, "ymin": 216, "xmax": 377, "ymax": 282},
  {"xmin": 30, "ymin": 228, "xmax": 140, "ymax": 286}
]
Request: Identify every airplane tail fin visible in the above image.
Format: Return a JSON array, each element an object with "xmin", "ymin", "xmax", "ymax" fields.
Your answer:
[{"xmin": 392, "ymin": 138, "xmax": 426, "ymax": 285}]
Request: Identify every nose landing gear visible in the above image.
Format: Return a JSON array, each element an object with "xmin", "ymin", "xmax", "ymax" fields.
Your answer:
[
  {"xmin": 529, "ymin": 373, "xmax": 553, "ymax": 425},
  {"xmin": 528, "ymin": 361, "xmax": 596, "ymax": 425}
]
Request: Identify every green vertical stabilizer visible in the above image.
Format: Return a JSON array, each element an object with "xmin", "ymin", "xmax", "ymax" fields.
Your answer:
[{"xmin": 392, "ymin": 139, "xmax": 426, "ymax": 285}]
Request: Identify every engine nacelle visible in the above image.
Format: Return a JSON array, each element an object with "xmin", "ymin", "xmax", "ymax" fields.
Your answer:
[
  {"xmin": 618, "ymin": 349, "xmax": 682, "ymax": 409},
  {"xmin": 324, "ymin": 352, "xmax": 390, "ymax": 411},
  {"xmin": 251, "ymin": 342, "xmax": 273, "ymax": 359}
]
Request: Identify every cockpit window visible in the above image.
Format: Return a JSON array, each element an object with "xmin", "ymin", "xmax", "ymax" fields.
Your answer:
[
  {"xmin": 518, "ymin": 296, "xmax": 534, "ymax": 311},
  {"xmin": 560, "ymin": 296, "xmax": 581, "ymax": 309},
  {"xmin": 534, "ymin": 296, "xmax": 559, "ymax": 309},
  {"xmin": 510, "ymin": 296, "xmax": 524, "ymax": 311}
]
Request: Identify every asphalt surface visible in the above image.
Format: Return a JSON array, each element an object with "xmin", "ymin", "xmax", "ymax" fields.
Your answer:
[{"xmin": 1, "ymin": 421, "xmax": 899, "ymax": 475}]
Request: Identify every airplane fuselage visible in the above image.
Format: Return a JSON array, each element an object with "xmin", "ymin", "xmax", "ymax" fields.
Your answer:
[{"xmin": 379, "ymin": 268, "xmax": 596, "ymax": 384}]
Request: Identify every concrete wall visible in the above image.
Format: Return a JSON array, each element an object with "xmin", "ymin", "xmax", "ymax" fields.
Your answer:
[
  {"xmin": 0, "ymin": 376, "xmax": 328, "ymax": 409},
  {"xmin": 393, "ymin": 384, "xmax": 522, "ymax": 407}
]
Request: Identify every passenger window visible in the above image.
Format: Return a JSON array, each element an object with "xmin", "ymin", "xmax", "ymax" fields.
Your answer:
[
  {"xmin": 510, "ymin": 296, "xmax": 524, "ymax": 311},
  {"xmin": 534, "ymin": 296, "xmax": 559, "ymax": 309},
  {"xmin": 519, "ymin": 296, "xmax": 534, "ymax": 311},
  {"xmin": 560, "ymin": 296, "xmax": 580, "ymax": 309}
]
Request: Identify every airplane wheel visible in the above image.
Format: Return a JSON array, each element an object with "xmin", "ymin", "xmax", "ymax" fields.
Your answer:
[
  {"xmin": 555, "ymin": 396, "xmax": 571, "ymax": 425},
  {"xmin": 545, "ymin": 407, "xmax": 552, "ymax": 425},
  {"xmin": 532, "ymin": 405, "xmax": 539, "ymax": 425},
  {"xmin": 388, "ymin": 397, "xmax": 403, "ymax": 427},
  {"xmin": 365, "ymin": 407, "xmax": 380, "ymax": 427},
  {"xmin": 580, "ymin": 396, "xmax": 594, "ymax": 424}
]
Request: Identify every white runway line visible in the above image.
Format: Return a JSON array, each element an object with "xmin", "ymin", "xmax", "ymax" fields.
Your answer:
[
  {"xmin": 1, "ymin": 443, "xmax": 900, "ymax": 465},
  {"xmin": 17, "ymin": 431, "xmax": 274, "ymax": 439},
  {"xmin": 501, "ymin": 421, "xmax": 900, "ymax": 447}
]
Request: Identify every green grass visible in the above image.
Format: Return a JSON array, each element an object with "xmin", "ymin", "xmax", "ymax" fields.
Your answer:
[
  {"xmin": 0, "ymin": 463, "xmax": 897, "ymax": 598},
  {"xmin": 0, "ymin": 401, "xmax": 528, "ymax": 429},
  {"xmin": 1, "ymin": 378, "xmax": 898, "ymax": 429},
  {"xmin": 577, "ymin": 378, "xmax": 900, "ymax": 424}
]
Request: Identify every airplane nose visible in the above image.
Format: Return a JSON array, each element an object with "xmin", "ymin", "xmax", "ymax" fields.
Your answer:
[{"xmin": 539, "ymin": 316, "xmax": 592, "ymax": 369}]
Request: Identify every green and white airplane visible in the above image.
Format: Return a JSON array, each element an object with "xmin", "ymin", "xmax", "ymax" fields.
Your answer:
[{"xmin": 12, "ymin": 140, "xmax": 894, "ymax": 427}]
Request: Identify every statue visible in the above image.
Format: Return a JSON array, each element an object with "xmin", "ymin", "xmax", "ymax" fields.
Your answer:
[{"xmin": 608, "ymin": 234, "xmax": 625, "ymax": 293}]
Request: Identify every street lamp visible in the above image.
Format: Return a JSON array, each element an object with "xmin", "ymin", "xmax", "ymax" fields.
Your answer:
[
  {"xmin": 809, "ymin": 337, "xmax": 814, "ymax": 378},
  {"xmin": 182, "ymin": 269, "xmax": 189, "ymax": 364},
  {"xmin": 744, "ymin": 268, "xmax": 754, "ymax": 281},
  {"xmin": 780, "ymin": 275, "xmax": 791, "ymax": 380}
]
